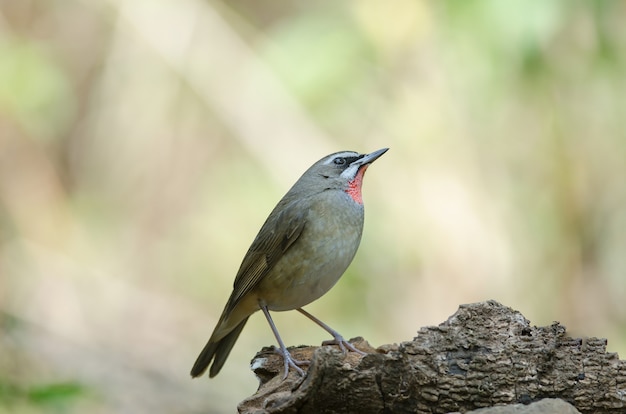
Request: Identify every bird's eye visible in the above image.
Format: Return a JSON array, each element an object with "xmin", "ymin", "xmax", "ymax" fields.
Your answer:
[{"xmin": 333, "ymin": 158, "xmax": 346, "ymax": 166}]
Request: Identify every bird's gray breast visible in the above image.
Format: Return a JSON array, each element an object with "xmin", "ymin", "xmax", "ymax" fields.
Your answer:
[{"xmin": 260, "ymin": 191, "xmax": 364, "ymax": 311}]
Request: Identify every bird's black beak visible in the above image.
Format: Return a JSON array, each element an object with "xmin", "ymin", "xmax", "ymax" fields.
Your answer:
[{"xmin": 353, "ymin": 148, "xmax": 389, "ymax": 167}]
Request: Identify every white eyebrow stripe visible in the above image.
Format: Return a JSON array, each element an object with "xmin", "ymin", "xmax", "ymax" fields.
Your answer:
[{"xmin": 322, "ymin": 151, "xmax": 360, "ymax": 165}]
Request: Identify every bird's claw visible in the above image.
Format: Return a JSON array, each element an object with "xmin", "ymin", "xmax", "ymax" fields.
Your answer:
[
  {"xmin": 273, "ymin": 347, "xmax": 310, "ymax": 380},
  {"xmin": 322, "ymin": 336, "xmax": 367, "ymax": 356}
]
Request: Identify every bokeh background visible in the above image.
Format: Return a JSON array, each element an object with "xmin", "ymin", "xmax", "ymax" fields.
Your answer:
[{"xmin": 1, "ymin": 0, "xmax": 625, "ymax": 412}]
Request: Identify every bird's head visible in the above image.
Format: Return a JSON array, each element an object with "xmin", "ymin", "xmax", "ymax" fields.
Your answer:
[{"xmin": 297, "ymin": 148, "xmax": 388, "ymax": 204}]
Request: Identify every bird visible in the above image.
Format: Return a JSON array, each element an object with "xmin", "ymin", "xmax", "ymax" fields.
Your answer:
[{"xmin": 190, "ymin": 148, "xmax": 388, "ymax": 379}]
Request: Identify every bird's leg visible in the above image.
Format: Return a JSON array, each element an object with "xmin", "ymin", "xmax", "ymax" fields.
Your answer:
[
  {"xmin": 260, "ymin": 305, "xmax": 309, "ymax": 379},
  {"xmin": 296, "ymin": 308, "xmax": 367, "ymax": 356}
]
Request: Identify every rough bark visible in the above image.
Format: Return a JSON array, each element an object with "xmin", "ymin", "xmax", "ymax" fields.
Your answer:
[
  {"xmin": 238, "ymin": 300, "xmax": 626, "ymax": 414},
  {"xmin": 462, "ymin": 398, "xmax": 581, "ymax": 413}
]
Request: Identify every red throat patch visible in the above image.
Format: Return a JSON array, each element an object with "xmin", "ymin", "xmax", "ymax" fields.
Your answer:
[{"xmin": 345, "ymin": 165, "xmax": 368, "ymax": 204}]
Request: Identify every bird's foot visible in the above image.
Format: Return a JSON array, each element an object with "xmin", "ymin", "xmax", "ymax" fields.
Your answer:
[
  {"xmin": 273, "ymin": 347, "xmax": 310, "ymax": 380},
  {"xmin": 322, "ymin": 335, "xmax": 367, "ymax": 356}
]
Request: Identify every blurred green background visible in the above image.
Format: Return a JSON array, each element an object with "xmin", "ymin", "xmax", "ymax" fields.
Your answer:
[{"xmin": 1, "ymin": 0, "xmax": 625, "ymax": 412}]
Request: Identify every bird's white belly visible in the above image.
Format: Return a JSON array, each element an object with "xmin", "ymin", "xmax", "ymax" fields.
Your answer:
[{"xmin": 259, "ymin": 199, "xmax": 363, "ymax": 311}]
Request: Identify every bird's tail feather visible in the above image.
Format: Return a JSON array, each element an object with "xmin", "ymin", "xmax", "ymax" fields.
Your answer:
[{"xmin": 190, "ymin": 317, "xmax": 249, "ymax": 378}]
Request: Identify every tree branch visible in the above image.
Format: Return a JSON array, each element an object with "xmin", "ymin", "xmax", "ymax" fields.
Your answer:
[{"xmin": 238, "ymin": 300, "xmax": 626, "ymax": 414}]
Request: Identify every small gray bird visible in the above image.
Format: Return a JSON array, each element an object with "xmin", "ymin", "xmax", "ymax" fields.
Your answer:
[{"xmin": 191, "ymin": 148, "xmax": 388, "ymax": 379}]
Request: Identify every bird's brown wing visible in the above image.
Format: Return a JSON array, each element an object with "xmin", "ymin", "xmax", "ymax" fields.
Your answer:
[{"xmin": 225, "ymin": 202, "xmax": 307, "ymax": 313}]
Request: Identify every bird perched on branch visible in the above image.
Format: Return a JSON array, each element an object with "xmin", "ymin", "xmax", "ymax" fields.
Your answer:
[{"xmin": 191, "ymin": 148, "xmax": 388, "ymax": 379}]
